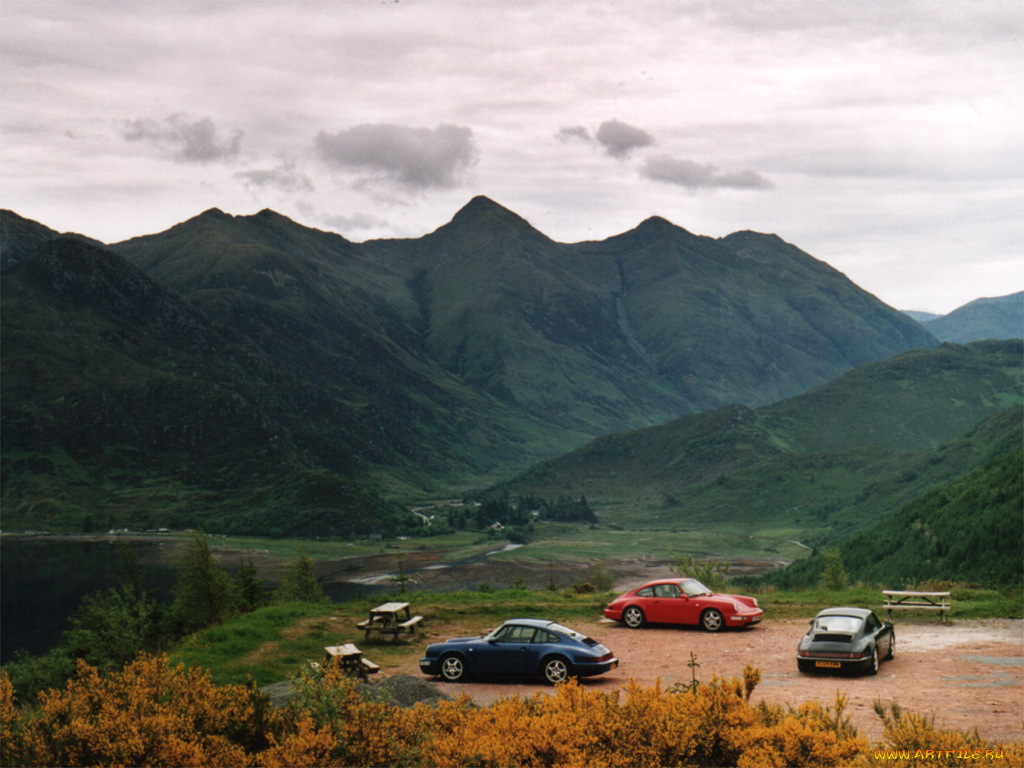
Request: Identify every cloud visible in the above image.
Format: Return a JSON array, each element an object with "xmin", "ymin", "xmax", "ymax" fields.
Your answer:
[
  {"xmin": 321, "ymin": 211, "xmax": 391, "ymax": 232},
  {"xmin": 235, "ymin": 160, "xmax": 313, "ymax": 193},
  {"xmin": 640, "ymin": 153, "xmax": 774, "ymax": 190},
  {"xmin": 121, "ymin": 115, "xmax": 243, "ymax": 163},
  {"xmin": 314, "ymin": 123, "xmax": 477, "ymax": 189},
  {"xmin": 595, "ymin": 119, "xmax": 655, "ymax": 158},
  {"xmin": 556, "ymin": 125, "xmax": 592, "ymax": 143}
]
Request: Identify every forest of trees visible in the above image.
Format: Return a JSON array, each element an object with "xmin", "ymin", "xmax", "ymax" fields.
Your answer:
[
  {"xmin": 758, "ymin": 449, "xmax": 1023, "ymax": 590},
  {"xmin": 430, "ymin": 493, "xmax": 597, "ymax": 540}
]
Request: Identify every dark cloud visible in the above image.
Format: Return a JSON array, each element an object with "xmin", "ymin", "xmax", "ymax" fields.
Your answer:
[
  {"xmin": 314, "ymin": 123, "xmax": 476, "ymax": 189},
  {"xmin": 235, "ymin": 160, "xmax": 313, "ymax": 193},
  {"xmin": 595, "ymin": 119, "xmax": 655, "ymax": 158},
  {"xmin": 122, "ymin": 115, "xmax": 243, "ymax": 163},
  {"xmin": 556, "ymin": 125, "xmax": 592, "ymax": 143},
  {"xmin": 640, "ymin": 153, "xmax": 773, "ymax": 190}
]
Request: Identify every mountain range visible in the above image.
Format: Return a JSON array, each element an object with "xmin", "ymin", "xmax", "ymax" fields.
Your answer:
[{"xmin": 0, "ymin": 198, "xmax": 1010, "ymax": 538}]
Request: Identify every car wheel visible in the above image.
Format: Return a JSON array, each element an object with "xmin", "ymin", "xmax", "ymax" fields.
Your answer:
[
  {"xmin": 701, "ymin": 609, "xmax": 724, "ymax": 632},
  {"xmin": 886, "ymin": 634, "xmax": 896, "ymax": 660},
  {"xmin": 797, "ymin": 659, "xmax": 814, "ymax": 673},
  {"xmin": 440, "ymin": 654, "xmax": 467, "ymax": 682},
  {"xmin": 543, "ymin": 656, "xmax": 573, "ymax": 685},
  {"xmin": 623, "ymin": 606, "xmax": 646, "ymax": 629},
  {"xmin": 866, "ymin": 646, "xmax": 879, "ymax": 675}
]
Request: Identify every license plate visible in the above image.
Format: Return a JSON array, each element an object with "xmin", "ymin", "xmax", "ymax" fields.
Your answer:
[{"xmin": 815, "ymin": 661, "xmax": 841, "ymax": 669}]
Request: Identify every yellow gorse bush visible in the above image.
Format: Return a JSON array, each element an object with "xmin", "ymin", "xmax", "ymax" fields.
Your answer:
[{"xmin": 2, "ymin": 655, "xmax": 1021, "ymax": 767}]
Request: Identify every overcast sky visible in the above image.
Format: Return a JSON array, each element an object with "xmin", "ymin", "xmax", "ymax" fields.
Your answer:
[{"xmin": 2, "ymin": 1, "xmax": 1021, "ymax": 313}]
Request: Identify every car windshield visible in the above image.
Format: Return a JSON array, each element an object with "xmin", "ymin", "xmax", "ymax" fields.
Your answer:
[
  {"xmin": 681, "ymin": 579, "xmax": 712, "ymax": 597},
  {"xmin": 813, "ymin": 615, "xmax": 863, "ymax": 634}
]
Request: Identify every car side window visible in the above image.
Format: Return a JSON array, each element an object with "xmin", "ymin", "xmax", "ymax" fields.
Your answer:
[
  {"xmin": 534, "ymin": 630, "xmax": 558, "ymax": 643},
  {"xmin": 504, "ymin": 626, "xmax": 537, "ymax": 643},
  {"xmin": 636, "ymin": 587, "xmax": 654, "ymax": 597},
  {"xmin": 654, "ymin": 584, "xmax": 681, "ymax": 598},
  {"xmin": 491, "ymin": 625, "xmax": 513, "ymax": 642},
  {"xmin": 866, "ymin": 614, "xmax": 881, "ymax": 632}
]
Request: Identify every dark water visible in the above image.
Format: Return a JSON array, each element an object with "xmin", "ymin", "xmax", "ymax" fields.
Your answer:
[
  {"xmin": 0, "ymin": 538, "xmax": 181, "ymax": 663},
  {"xmin": 0, "ymin": 537, "xmax": 393, "ymax": 664}
]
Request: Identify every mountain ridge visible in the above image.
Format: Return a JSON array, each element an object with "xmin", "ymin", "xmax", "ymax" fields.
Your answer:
[{"xmin": 1, "ymin": 200, "xmax": 944, "ymax": 535}]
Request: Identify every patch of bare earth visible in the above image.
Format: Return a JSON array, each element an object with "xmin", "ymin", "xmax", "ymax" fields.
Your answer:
[{"xmin": 390, "ymin": 617, "xmax": 1023, "ymax": 744}]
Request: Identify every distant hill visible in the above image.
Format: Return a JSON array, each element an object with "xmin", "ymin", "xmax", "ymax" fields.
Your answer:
[
  {"xmin": 2, "ymin": 200, "xmax": 938, "ymax": 534},
  {"xmin": 919, "ymin": 291, "xmax": 1023, "ymax": 343},
  {"xmin": 499, "ymin": 340, "xmax": 1023, "ymax": 547},
  {"xmin": 902, "ymin": 310, "xmax": 940, "ymax": 323},
  {"xmin": 760, "ymin": 406, "xmax": 1023, "ymax": 587}
]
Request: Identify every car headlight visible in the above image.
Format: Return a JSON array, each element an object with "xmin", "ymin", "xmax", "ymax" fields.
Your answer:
[{"xmin": 732, "ymin": 601, "xmax": 742, "ymax": 612}]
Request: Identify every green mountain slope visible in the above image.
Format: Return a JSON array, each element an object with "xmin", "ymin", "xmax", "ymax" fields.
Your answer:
[
  {"xmin": 500, "ymin": 341, "xmax": 1023, "ymax": 545},
  {"xmin": 0, "ymin": 238, "xmax": 406, "ymax": 536},
  {"xmin": 763, "ymin": 406, "xmax": 1023, "ymax": 587},
  {"xmin": 923, "ymin": 291, "xmax": 1023, "ymax": 343},
  {"xmin": 2, "ymin": 199, "xmax": 941, "ymax": 534},
  {"xmin": 110, "ymin": 196, "xmax": 936, "ymax": 453},
  {"xmin": 0, "ymin": 209, "xmax": 99, "ymax": 271}
]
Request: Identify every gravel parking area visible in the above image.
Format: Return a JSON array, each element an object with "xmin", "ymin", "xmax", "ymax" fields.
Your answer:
[{"xmin": 394, "ymin": 617, "xmax": 1023, "ymax": 743}]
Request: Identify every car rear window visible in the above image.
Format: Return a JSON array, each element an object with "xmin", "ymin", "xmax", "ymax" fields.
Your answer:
[
  {"xmin": 813, "ymin": 616, "xmax": 862, "ymax": 634},
  {"xmin": 547, "ymin": 623, "xmax": 593, "ymax": 644}
]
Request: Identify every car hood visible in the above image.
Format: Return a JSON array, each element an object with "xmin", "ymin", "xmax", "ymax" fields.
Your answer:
[
  {"xmin": 704, "ymin": 593, "xmax": 758, "ymax": 608},
  {"xmin": 435, "ymin": 636, "xmax": 479, "ymax": 646}
]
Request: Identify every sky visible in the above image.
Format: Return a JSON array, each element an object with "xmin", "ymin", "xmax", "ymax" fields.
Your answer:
[{"xmin": 2, "ymin": 1, "xmax": 1021, "ymax": 314}]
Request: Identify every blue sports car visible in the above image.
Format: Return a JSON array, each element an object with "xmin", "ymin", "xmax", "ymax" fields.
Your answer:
[{"xmin": 419, "ymin": 618, "xmax": 618, "ymax": 684}]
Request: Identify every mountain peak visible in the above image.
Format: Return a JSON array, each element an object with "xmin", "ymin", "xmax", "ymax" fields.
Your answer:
[
  {"xmin": 451, "ymin": 195, "xmax": 521, "ymax": 223},
  {"xmin": 433, "ymin": 196, "xmax": 553, "ymax": 244}
]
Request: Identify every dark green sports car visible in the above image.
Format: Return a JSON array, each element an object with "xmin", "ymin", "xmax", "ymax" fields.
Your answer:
[{"xmin": 797, "ymin": 607, "xmax": 895, "ymax": 675}]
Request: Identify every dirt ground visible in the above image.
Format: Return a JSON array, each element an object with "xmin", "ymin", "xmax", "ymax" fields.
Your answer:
[{"xmin": 388, "ymin": 616, "xmax": 1023, "ymax": 745}]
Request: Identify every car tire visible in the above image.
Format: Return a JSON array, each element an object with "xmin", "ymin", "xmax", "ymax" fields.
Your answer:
[
  {"xmin": 623, "ymin": 606, "xmax": 646, "ymax": 629},
  {"xmin": 440, "ymin": 654, "xmax": 467, "ymax": 682},
  {"xmin": 700, "ymin": 608, "xmax": 724, "ymax": 632},
  {"xmin": 543, "ymin": 656, "xmax": 573, "ymax": 685},
  {"xmin": 797, "ymin": 659, "xmax": 814, "ymax": 673},
  {"xmin": 886, "ymin": 634, "xmax": 896, "ymax": 660},
  {"xmin": 866, "ymin": 646, "xmax": 879, "ymax": 675}
]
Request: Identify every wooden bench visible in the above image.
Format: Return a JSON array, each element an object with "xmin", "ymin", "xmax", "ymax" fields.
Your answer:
[
  {"xmin": 398, "ymin": 615, "xmax": 423, "ymax": 633},
  {"xmin": 359, "ymin": 602, "xmax": 424, "ymax": 642},
  {"xmin": 883, "ymin": 590, "xmax": 951, "ymax": 623}
]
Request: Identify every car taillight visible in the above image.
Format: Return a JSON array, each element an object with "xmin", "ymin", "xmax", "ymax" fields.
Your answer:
[{"xmin": 593, "ymin": 652, "xmax": 614, "ymax": 663}]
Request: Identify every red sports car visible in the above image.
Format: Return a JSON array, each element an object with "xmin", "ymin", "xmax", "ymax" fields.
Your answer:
[{"xmin": 603, "ymin": 577, "xmax": 763, "ymax": 631}]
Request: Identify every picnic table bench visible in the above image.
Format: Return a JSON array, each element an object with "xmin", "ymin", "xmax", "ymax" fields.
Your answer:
[
  {"xmin": 323, "ymin": 643, "xmax": 379, "ymax": 682},
  {"xmin": 357, "ymin": 601, "xmax": 424, "ymax": 642},
  {"xmin": 883, "ymin": 590, "xmax": 951, "ymax": 623}
]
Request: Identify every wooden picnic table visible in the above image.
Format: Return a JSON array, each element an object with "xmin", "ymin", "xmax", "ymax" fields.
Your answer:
[
  {"xmin": 883, "ymin": 590, "xmax": 951, "ymax": 623},
  {"xmin": 357, "ymin": 601, "xmax": 424, "ymax": 642},
  {"xmin": 323, "ymin": 643, "xmax": 379, "ymax": 682}
]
